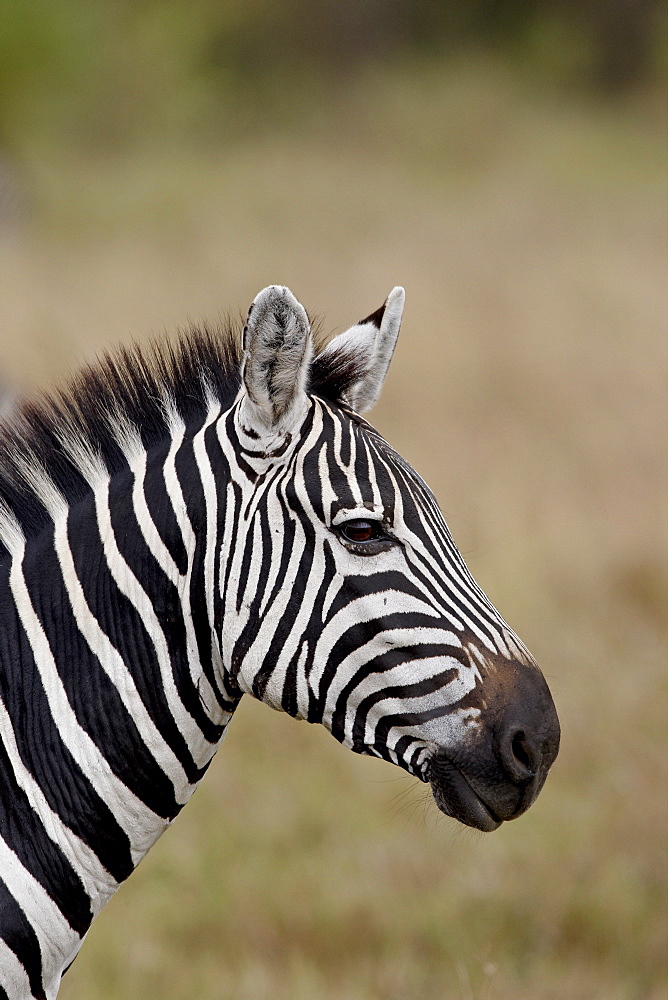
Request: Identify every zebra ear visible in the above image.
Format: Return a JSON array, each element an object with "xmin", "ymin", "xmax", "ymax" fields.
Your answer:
[
  {"xmin": 320, "ymin": 286, "xmax": 405, "ymax": 414},
  {"xmin": 240, "ymin": 285, "xmax": 313, "ymax": 431}
]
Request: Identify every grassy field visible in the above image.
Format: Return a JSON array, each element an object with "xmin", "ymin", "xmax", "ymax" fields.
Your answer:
[{"xmin": 1, "ymin": 66, "xmax": 666, "ymax": 999}]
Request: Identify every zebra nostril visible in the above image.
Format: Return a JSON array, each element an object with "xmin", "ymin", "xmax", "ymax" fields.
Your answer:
[
  {"xmin": 512, "ymin": 731, "xmax": 532, "ymax": 770},
  {"xmin": 499, "ymin": 725, "xmax": 538, "ymax": 783}
]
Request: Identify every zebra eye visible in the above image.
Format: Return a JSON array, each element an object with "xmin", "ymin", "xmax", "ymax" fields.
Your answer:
[{"xmin": 338, "ymin": 519, "xmax": 385, "ymax": 544}]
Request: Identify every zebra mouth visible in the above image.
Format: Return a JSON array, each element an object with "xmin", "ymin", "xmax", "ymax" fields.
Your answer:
[{"xmin": 428, "ymin": 757, "xmax": 503, "ymax": 833}]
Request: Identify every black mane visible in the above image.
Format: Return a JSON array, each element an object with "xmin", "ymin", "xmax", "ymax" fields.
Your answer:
[{"xmin": 0, "ymin": 316, "xmax": 367, "ymax": 552}]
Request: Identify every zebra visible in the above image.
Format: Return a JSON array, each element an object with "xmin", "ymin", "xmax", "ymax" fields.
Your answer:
[{"xmin": 0, "ymin": 284, "xmax": 560, "ymax": 998}]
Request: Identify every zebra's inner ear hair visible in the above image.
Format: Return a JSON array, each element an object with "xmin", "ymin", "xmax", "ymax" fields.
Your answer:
[
  {"xmin": 317, "ymin": 286, "xmax": 405, "ymax": 414},
  {"xmin": 240, "ymin": 285, "xmax": 313, "ymax": 431}
]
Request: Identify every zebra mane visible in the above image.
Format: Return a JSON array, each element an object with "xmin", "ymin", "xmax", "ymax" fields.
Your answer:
[{"xmin": 0, "ymin": 317, "xmax": 367, "ymax": 552}]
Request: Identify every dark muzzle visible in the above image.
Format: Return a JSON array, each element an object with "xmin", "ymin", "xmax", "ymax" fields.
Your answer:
[{"xmin": 428, "ymin": 661, "xmax": 560, "ymax": 832}]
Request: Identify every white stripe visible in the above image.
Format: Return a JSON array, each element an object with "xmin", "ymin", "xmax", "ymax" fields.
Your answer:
[
  {"xmin": 320, "ymin": 636, "xmax": 466, "ymax": 736},
  {"xmin": 216, "ymin": 479, "xmax": 240, "ymax": 608},
  {"xmin": 385, "ymin": 705, "xmax": 482, "ymax": 758},
  {"xmin": 52, "ymin": 516, "xmax": 192, "ymax": 805},
  {"xmin": 0, "ymin": 937, "xmax": 38, "ymax": 1000},
  {"xmin": 257, "ymin": 489, "xmax": 286, "ymax": 621},
  {"xmin": 131, "ymin": 450, "xmax": 181, "ymax": 587},
  {"xmin": 0, "ymin": 497, "xmax": 25, "ymax": 556},
  {"xmin": 236, "ymin": 515, "xmax": 311, "ymax": 707},
  {"xmin": 331, "ymin": 408, "xmax": 364, "ymax": 507},
  {"xmin": 162, "ymin": 419, "xmax": 192, "ymax": 556},
  {"xmin": 310, "ymin": 588, "xmax": 441, "ymax": 690},
  {"xmin": 9, "ymin": 547, "xmax": 166, "ymax": 864},
  {"xmin": 130, "ymin": 439, "xmax": 223, "ymax": 716},
  {"xmin": 365, "ymin": 691, "xmax": 471, "ymax": 747},
  {"xmin": 0, "ymin": 838, "xmax": 80, "ymax": 997},
  {"xmin": 189, "ymin": 406, "xmax": 225, "ymax": 714},
  {"xmin": 384, "ymin": 454, "xmax": 515, "ymax": 657},
  {"xmin": 0, "ymin": 697, "xmax": 116, "ymax": 913},
  {"xmin": 93, "ymin": 486, "xmax": 217, "ymax": 766},
  {"xmin": 378, "ymin": 458, "xmax": 507, "ymax": 653},
  {"xmin": 161, "ymin": 420, "xmax": 224, "ymax": 727},
  {"xmin": 361, "ymin": 436, "xmax": 383, "ymax": 509}
]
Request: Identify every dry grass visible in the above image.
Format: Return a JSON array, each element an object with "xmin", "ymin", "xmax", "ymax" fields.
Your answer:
[{"xmin": 1, "ymin": 67, "xmax": 665, "ymax": 1000}]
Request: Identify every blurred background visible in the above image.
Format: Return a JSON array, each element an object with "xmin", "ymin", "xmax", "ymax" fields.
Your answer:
[{"xmin": 1, "ymin": 3, "xmax": 666, "ymax": 998}]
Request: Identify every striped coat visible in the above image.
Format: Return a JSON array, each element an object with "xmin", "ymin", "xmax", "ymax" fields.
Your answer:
[{"xmin": 0, "ymin": 285, "xmax": 559, "ymax": 997}]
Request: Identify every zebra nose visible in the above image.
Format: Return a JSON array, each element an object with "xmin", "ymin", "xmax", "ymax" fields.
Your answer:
[
  {"xmin": 496, "ymin": 697, "xmax": 560, "ymax": 790},
  {"xmin": 490, "ymin": 659, "xmax": 561, "ymax": 792}
]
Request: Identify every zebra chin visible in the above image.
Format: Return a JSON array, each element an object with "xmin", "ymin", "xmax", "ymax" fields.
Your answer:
[
  {"xmin": 428, "ymin": 759, "xmax": 506, "ymax": 832},
  {"xmin": 426, "ymin": 752, "xmax": 541, "ymax": 833}
]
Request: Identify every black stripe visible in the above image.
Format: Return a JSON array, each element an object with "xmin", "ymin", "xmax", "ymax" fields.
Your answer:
[
  {"xmin": 331, "ymin": 645, "xmax": 460, "ymax": 741},
  {"xmin": 144, "ymin": 437, "xmax": 189, "ymax": 575},
  {"xmin": 170, "ymin": 431, "xmax": 238, "ymax": 741},
  {"xmin": 108, "ymin": 463, "xmax": 224, "ymax": 756},
  {"xmin": 230, "ymin": 510, "xmax": 296, "ymax": 681},
  {"xmin": 198, "ymin": 418, "xmax": 236, "ymax": 707},
  {"xmin": 337, "ymin": 410, "xmax": 352, "ymax": 467},
  {"xmin": 255, "ymin": 515, "xmax": 316, "ymax": 704},
  {"xmin": 179, "ymin": 420, "xmax": 234, "ymax": 716},
  {"xmin": 0, "ymin": 561, "xmax": 133, "ymax": 883},
  {"xmin": 365, "ymin": 438, "xmax": 398, "ymax": 520},
  {"xmin": 220, "ymin": 481, "xmax": 243, "ymax": 623},
  {"xmin": 304, "ymin": 540, "xmax": 338, "ymax": 722},
  {"xmin": 323, "ymin": 569, "xmax": 435, "ymax": 625},
  {"xmin": 125, "ymin": 442, "xmax": 223, "ymax": 748},
  {"xmin": 226, "ymin": 411, "xmax": 259, "ymax": 483},
  {"xmin": 235, "ymin": 510, "xmax": 257, "ymax": 615},
  {"xmin": 394, "ymin": 735, "xmax": 422, "ymax": 770},
  {"xmin": 407, "ymin": 742, "xmax": 427, "ymax": 775},
  {"xmin": 404, "ymin": 543, "xmax": 507, "ymax": 650},
  {"xmin": 349, "ymin": 664, "xmax": 462, "ymax": 747},
  {"xmin": 352, "ymin": 427, "xmax": 376, "ymax": 507},
  {"xmin": 371, "ymin": 702, "xmax": 474, "ymax": 751},
  {"xmin": 25, "ymin": 514, "xmax": 180, "ymax": 821},
  {"xmin": 105, "ymin": 483, "xmax": 209, "ymax": 779},
  {"xmin": 0, "ymin": 876, "xmax": 46, "ymax": 1000},
  {"xmin": 400, "ymin": 547, "xmax": 462, "ymax": 620},
  {"xmin": 234, "ymin": 487, "xmax": 280, "ymax": 622},
  {"xmin": 317, "ymin": 611, "xmax": 447, "ymax": 702},
  {"xmin": 0, "ymin": 734, "xmax": 91, "ymax": 936}
]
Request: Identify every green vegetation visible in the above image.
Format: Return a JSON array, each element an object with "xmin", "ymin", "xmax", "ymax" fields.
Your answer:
[
  {"xmin": 0, "ymin": 9, "xmax": 665, "ymax": 999},
  {"xmin": 0, "ymin": 0, "xmax": 664, "ymax": 154}
]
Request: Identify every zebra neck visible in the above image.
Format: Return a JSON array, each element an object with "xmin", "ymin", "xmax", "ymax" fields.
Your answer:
[{"xmin": 0, "ymin": 429, "xmax": 243, "ymax": 989}]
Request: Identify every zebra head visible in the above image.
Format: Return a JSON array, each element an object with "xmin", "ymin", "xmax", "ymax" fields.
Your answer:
[{"xmin": 225, "ymin": 285, "xmax": 560, "ymax": 832}]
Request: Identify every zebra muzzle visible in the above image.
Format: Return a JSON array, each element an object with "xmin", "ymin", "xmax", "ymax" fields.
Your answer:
[{"xmin": 427, "ymin": 667, "xmax": 561, "ymax": 832}]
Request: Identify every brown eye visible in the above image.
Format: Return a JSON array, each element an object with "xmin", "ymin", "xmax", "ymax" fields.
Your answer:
[{"xmin": 339, "ymin": 519, "xmax": 383, "ymax": 544}]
